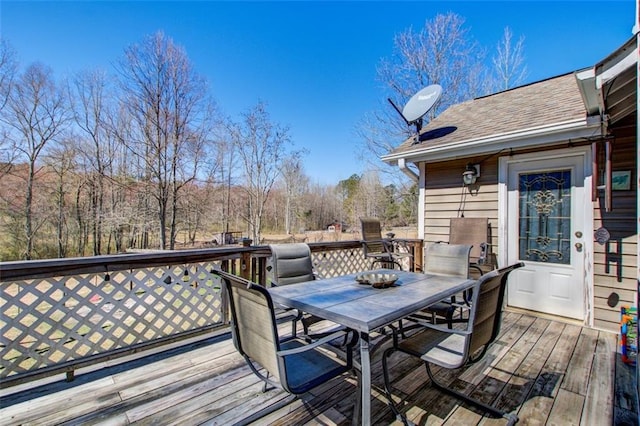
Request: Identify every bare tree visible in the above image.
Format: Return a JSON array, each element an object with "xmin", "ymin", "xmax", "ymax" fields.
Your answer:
[
  {"xmin": 0, "ymin": 39, "xmax": 18, "ymax": 175},
  {"xmin": 69, "ymin": 69, "xmax": 117, "ymax": 254},
  {"xmin": 0, "ymin": 39, "xmax": 17, "ymax": 111},
  {"xmin": 230, "ymin": 101, "xmax": 292, "ymax": 243},
  {"xmin": 45, "ymin": 140, "xmax": 78, "ymax": 257},
  {"xmin": 492, "ymin": 27, "xmax": 527, "ymax": 91},
  {"xmin": 279, "ymin": 153, "xmax": 309, "ymax": 235},
  {"xmin": 360, "ymin": 13, "xmax": 488, "ymax": 170},
  {"xmin": 0, "ymin": 63, "xmax": 69, "ymax": 259},
  {"xmin": 359, "ymin": 170, "xmax": 386, "ymax": 218},
  {"xmin": 117, "ymin": 31, "xmax": 216, "ymax": 249},
  {"xmin": 215, "ymin": 130, "xmax": 238, "ymax": 241}
]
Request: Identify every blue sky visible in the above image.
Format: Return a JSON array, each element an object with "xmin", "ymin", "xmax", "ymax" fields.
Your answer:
[{"xmin": 1, "ymin": 1, "xmax": 636, "ymax": 185}]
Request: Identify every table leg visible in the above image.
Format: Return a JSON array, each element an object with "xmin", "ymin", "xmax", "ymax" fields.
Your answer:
[{"xmin": 359, "ymin": 331, "xmax": 371, "ymax": 426}]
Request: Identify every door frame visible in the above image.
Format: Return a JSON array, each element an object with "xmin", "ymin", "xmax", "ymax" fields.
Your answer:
[{"xmin": 498, "ymin": 146, "xmax": 594, "ymax": 326}]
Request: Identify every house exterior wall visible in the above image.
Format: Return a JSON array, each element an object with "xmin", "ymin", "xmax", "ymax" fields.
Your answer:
[
  {"xmin": 591, "ymin": 125, "xmax": 638, "ymax": 332},
  {"xmin": 421, "ymin": 136, "xmax": 637, "ymax": 333},
  {"xmin": 423, "ymin": 156, "xmax": 500, "ymax": 268}
]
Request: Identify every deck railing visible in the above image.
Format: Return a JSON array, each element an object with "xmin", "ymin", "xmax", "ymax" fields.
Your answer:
[{"xmin": 0, "ymin": 239, "xmax": 422, "ymax": 387}]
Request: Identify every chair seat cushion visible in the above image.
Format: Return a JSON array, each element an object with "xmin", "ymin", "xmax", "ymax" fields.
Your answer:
[
  {"xmin": 397, "ymin": 328, "xmax": 466, "ymax": 369},
  {"xmin": 280, "ymin": 339, "xmax": 350, "ymax": 394}
]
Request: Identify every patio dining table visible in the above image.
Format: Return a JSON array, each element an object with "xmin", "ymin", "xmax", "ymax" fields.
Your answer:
[{"xmin": 269, "ymin": 269, "xmax": 475, "ymax": 425}]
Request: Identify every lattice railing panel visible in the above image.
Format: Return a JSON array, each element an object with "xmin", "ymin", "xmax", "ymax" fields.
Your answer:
[
  {"xmin": 312, "ymin": 247, "xmax": 370, "ymax": 278},
  {"xmin": 1, "ymin": 262, "xmax": 224, "ymax": 379},
  {"xmin": 1, "ymin": 241, "xmax": 421, "ymax": 385}
]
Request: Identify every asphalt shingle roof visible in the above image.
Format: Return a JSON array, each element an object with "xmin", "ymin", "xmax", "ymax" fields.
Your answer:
[{"xmin": 389, "ymin": 72, "xmax": 588, "ymax": 157}]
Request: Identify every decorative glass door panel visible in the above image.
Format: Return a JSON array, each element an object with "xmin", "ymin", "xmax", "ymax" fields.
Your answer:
[{"xmin": 518, "ymin": 170, "xmax": 571, "ymax": 265}]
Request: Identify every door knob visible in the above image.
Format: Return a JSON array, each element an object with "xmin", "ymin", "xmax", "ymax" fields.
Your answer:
[{"xmin": 575, "ymin": 242, "xmax": 583, "ymax": 252}]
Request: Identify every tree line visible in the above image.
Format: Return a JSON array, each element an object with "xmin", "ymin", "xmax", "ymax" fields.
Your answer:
[{"xmin": 0, "ymin": 13, "xmax": 526, "ymax": 261}]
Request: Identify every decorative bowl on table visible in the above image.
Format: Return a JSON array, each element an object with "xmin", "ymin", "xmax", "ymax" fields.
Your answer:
[{"xmin": 355, "ymin": 272, "xmax": 399, "ymax": 289}]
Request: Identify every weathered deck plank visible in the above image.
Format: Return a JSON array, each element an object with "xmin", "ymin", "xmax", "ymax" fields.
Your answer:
[
  {"xmin": 546, "ymin": 388, "xmax": 584, "ymax": 426},
  {"xmin": 0, "ymin": 312, "xmax": 635, "ymax": 426},
  {"xmin": 516, "ymin": 322, "xmax": 582, "ymax": 424},
  {"xmin": 613, "ymin": 353, "xmax": 640, "ymax": 426},
  {"xmin": 477, "ymin": 318, "xmax": 563, "ymax": 426},
  {"xmin": 562, "ymin": 327, "xmax": 599, "ymax": 396},
  {"xmin": 582, "ymin": 330, "xmax": 617, "ymax": 424}
]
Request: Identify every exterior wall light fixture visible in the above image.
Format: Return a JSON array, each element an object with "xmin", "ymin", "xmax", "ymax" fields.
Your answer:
[{"xmin": 463, "ymin": 163, "xmax": 480, "ymax": 186}]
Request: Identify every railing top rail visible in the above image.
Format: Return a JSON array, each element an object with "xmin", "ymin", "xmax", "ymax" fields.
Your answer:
[
  {"xmin": 0, "ymin": 246, "xmax": 265, "ymax": 281},
  {"xmin": 0, "ymin": 240, "xmax": 387, "ymax": 281}
]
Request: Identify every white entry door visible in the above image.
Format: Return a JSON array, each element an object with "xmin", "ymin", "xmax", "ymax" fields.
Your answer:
[{"xmin": 504, "ymin": 150, "xmax": 590, "ymax": 321}]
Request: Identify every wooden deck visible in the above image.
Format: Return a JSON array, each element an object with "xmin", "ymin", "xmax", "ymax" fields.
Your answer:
[{"xmin": 1, "ymin": 311, "xmax": 636, "ymax": 425}]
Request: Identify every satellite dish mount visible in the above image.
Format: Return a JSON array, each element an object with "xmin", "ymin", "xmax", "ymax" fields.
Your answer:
[{"xmin": 388, "ymin": 84, "xmax": 442, "ymax": 143}]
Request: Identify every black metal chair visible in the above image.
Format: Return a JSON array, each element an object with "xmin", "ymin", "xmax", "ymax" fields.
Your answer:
[
  {"xmin": 360, "ymin": 217, "xmax": 413, "ymax": 270},
  {"xmin": 213, "ymin": 268, "xmax": 359, "ymax": 425},
  {"xmin": 381, "ymin": 262, "xmax": 525, "ymax": 426}
]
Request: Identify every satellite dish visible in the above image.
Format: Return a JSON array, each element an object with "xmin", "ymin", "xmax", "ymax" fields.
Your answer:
[
  {"xmin": 388, "ymin": 84, "xmax": 442, "ymax": 139},
  {"xmin": 402, "ymin": 85, "xmax": 442, "ymax": 123}
]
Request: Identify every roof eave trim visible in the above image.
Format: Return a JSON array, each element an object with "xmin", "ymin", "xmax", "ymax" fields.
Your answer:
[{"xmin": 382, "ymin": 118, "xmax": 599, "ymax": 165}]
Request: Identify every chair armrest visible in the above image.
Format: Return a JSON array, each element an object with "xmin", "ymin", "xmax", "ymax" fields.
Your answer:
[
  {"xmin": 450, "ymin": 302, "xmax": 471, "ymax": 311},
  {"xmin": 469, "ymin": 264, "xmax": 483, "ymax": 276},
  {"xmin": 403, "ymin": 316, "xmax": 472, "ymax": 336},
  {"xmin": 381, "ymin": 239, "xmax": 396, "ymax": 253},
  {"xmin": 277, "ymin": 329, "xmax": 356, "ymax": 356}
]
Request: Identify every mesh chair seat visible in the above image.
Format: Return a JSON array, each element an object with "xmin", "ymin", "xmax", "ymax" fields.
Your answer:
[{"xmin": 280, "ymin": 339, "xmax": 352, "ymax": 393}]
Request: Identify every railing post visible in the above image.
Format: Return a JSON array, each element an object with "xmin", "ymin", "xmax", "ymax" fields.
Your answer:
[
  {"xmin": 413, "ymin": 240, "xmax": 424, "ymax": 272},
  {"xmin": 240, "ymin": 239, "xmax": 253, "ymax": 279}
]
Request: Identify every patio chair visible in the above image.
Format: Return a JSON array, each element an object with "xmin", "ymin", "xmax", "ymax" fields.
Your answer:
[
  {"xmin": 425, "ymin": 217, "xmax": 493, "ymax": 326},
  {"xmin": 213, "ymin": 268, "xmax": 359, "ymax": 424},
  {"xmin": 381, "ymin": 262, "xmax": 525, "ymax": 426},
  {"xmin": 448, "ymin": 217, "xmax": 492, "ymax": 277},
  {"xmin": 267, "ymin": 243, "xmax": 345, "ymax": 339},
  {"xmin": 412, "ymin": 242, "xmax": 473, "ymax": 328},
  {"xmin": 360, "ymin": 217, "xmax": 414, "ymax": 270}
]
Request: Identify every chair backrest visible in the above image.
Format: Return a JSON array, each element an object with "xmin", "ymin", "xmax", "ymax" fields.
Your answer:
[
  {"xmin": 360, "ymin": 217, "xmax": 385, "ymax": 255},
  {"xmin": 216, "ymin": 269, "xmax": 282, "ymax": 383},
  {"xmin": 424, "ymin": 242, "xmax": 472, "ymax": 278},
  {"xmin": 449, "ymin": 217, "xmax": 490, "ymax": 266},
  {"xmin": 268, "ymin": 243, "xmax": 315, "ymax": 286},
  {"xmin": 466, "ymin": 262, "xmax": 525, "ymax": 356}
]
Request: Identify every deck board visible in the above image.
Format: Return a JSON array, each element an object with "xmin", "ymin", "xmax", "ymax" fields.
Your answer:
[
  {"xmin": 0, "ymin": 311, "xmax": 636, "ymax": 426},
  {"xmin": 582, "ymin": 331, "xmax": 617, "ymax": 424}
]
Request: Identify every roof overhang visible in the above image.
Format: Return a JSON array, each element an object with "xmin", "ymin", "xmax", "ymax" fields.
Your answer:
[
  {"xmin": 381, "ymin": 117, "xmax": 600, "ymax": 165},
  {"xmin": 594, "ymin": 34, "xmax": 638, "ymax": 125},
  {"xmin": 577, "ymin": 34, "xmax": 638, "ymax": 126},
  {"xmin": 575, "ymin": 68, "xmax": 599, "ymax": 116}
]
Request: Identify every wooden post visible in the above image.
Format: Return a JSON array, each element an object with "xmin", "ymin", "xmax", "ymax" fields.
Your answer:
[
  {"xmin": 413, "ymin": 240, "xmax": 424, "ymax": 272},
  {"xmin": 240, "ymin": 239, "xmax": 253, "ymax": 279}
]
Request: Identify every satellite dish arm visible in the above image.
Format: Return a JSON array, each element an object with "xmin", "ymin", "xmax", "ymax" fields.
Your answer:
[
  {"xmin": 387, "ymin": 98, "xmax": 410, "ymax": 126},
  {"xmin": 414, "ymin": 118, "xmax": 422, "ymax": 133}
]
